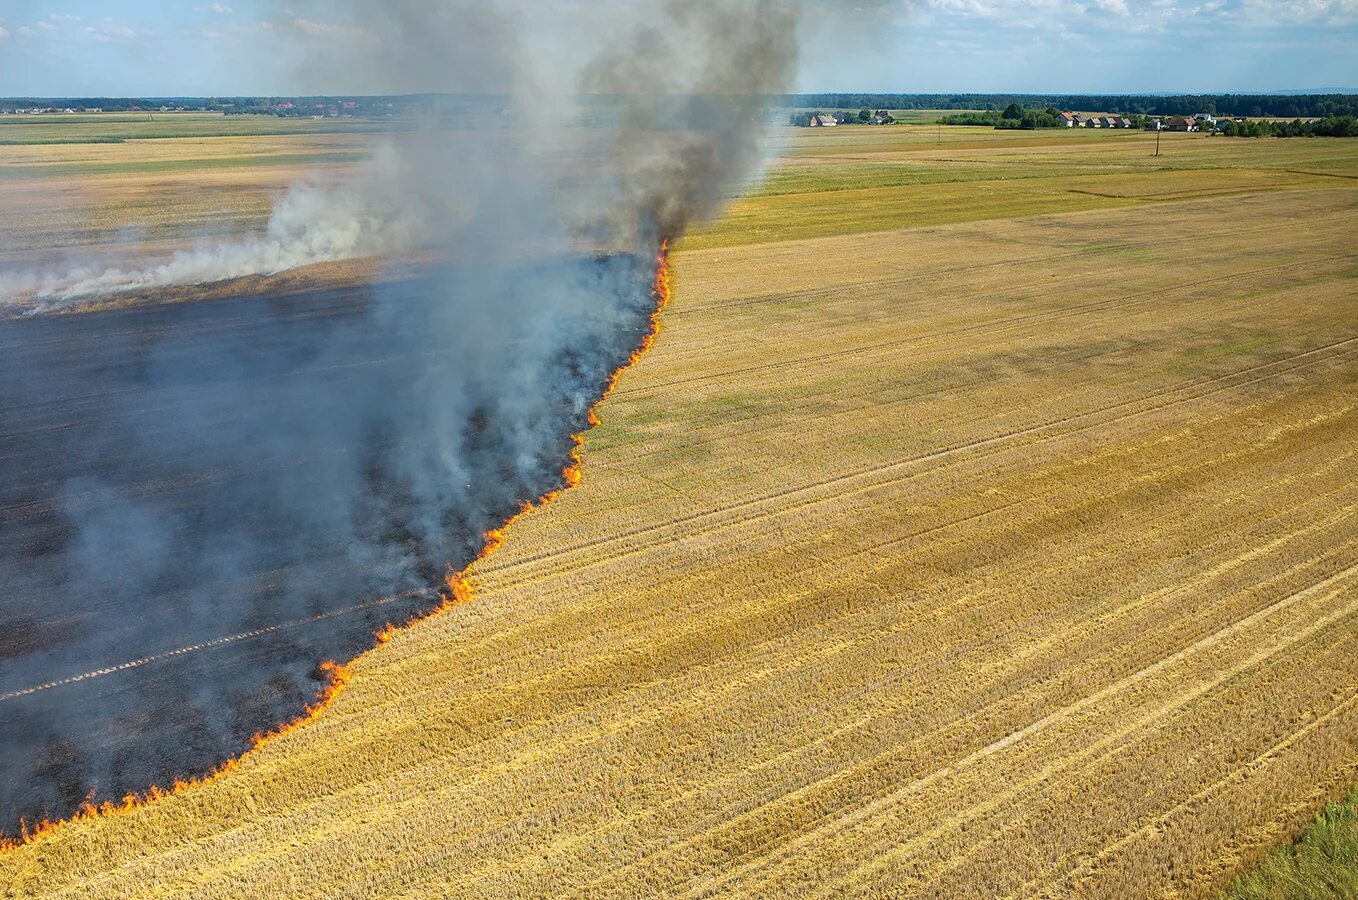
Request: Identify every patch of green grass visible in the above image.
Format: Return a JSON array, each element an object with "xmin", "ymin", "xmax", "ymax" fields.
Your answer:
[
  {"xmin": 1223, "ymin": 785, "xmax": 1358, "ymax": 899},
  {"xmin": 1165, "ymin": 332, "xmax": 1281, "ymax": 375}
]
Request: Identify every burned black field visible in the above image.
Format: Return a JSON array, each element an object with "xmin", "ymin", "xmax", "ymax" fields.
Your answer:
[{"xmin": 0, "ymin": 254, "xmax": 658, "ymax": 834}]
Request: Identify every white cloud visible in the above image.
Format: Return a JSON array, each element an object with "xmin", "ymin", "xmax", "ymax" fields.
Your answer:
[
  {"xmin": 908, "ymin": 0, "xmax": 1356, "ymax": 34},
  {"xmin": 84, "ymin": 19, "xmax": 137, "ymax": 42},
  {"xmin": 12, "ymin": 20, "xmax": 56, "ymax": 38},
  {"xmin": 0, "ymin": 25, "xmax": 8, "ymax": 40},
  {"xmin": 1244, "ymin": 0, "xmax": 1358, "ymax": 22},
  {"xmin": 211, "ymin": 3, "xmax": 233, "ymax": 13},
  {"xmin": 924, "ymin": 0, "xmax": 1000, "ymax": 15},
  {"xmin": 293, "ymin": 18, "xmax": 368, "ymax": 39}
]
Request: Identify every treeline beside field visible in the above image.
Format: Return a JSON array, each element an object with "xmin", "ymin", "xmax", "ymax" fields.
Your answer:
[
  {"xmin": 937, "ymin": 105, "xmax": 1358, "ymax": 138},
  {"xmin": 0, "ymin": 97, "xmax": 210, "ymax": 112},
  {"xmin": 8, "ymin": 93, "xmax": 1358, "ymax": 123},
  {"xmin": 1220, "ymin": 116, "xmax": 1358, "ymax": 137},
  {"xmin": 784, "ymin": 93, "xmax": 1358, "ymax": 119}
]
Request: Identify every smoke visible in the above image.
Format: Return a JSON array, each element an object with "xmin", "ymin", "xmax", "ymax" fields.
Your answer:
[
  {"xmin": 2, "ymin": 154, "xmax": 423, "ymax": 309},
  {"xmin": 0, "ymin": 0, "xmax": 819, "ymax": 834},
  {"xmin": 581, "ymin": 0, "xmax": 800, "ymax": 239}
]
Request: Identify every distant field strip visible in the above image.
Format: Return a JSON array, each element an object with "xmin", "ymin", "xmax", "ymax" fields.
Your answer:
[{"xmin": 2, "ymin": 130, "xmax": 1357, "ymax": 898}]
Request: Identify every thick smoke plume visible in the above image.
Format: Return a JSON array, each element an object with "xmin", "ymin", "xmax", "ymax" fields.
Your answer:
[{"xmin": 0, "ymin": 1, "xmax": 811, "ymax": 835}]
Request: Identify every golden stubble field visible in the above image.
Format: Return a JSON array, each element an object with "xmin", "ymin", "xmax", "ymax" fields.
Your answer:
[{"xmin": 2, "ymin": 123, "xmax": 1358, "ymax": 897}]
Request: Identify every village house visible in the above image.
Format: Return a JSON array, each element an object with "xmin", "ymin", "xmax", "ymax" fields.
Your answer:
[
  {"xmin": 872, "ymin": 109, "xmax": 895, "ymax": 125},
  {"xmin": 1059, "ymin": 111, "xmax": 1076, "ymax": 127},
  {"xmin": 809, "ymin": 113, "xmax": 838, "ymax": 127},
  {"xmin": 1166, "ymin": 116, "xmax": 1197, "ymax": 132}
]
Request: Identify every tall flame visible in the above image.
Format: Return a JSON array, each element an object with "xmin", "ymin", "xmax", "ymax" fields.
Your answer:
[{"xmin": 0, "ymin": 242, "xmax": 672, "ymax": 854}]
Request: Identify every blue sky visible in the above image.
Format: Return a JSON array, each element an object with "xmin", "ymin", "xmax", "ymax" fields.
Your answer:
[{"xmin": 0, "ymin": 0, "xmax": 1355, "ymax": 96}]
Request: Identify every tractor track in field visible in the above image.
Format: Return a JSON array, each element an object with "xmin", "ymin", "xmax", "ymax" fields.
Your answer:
[
  {"xmin": 610, "ymin": 279, "xmax": 1317, "ymax": 472},
  {"xmin": 829, "ymin": 591, "xmax": 1358, "ymax": 895},
  {"xmin": 666, "ymin": 214, "xmax": 1323, "ymax": 318},
  {"xmin": 335, "ymin": 420, "xmax": 1358, "ymax": 895},
  {"xmin": 1029, "ymin": 693, "xmax": 1358, "ymax": 898},
  {"xmin": 569, "ymin": 501, "xmax": 1358, "ymax": 897},
  {"xmin": 613, "ymin": 254, "xmax": 1350, "ymax": 399},
  {"xmin": 478, "ymin": 336, "xmax": 1358, "ymax": 589},
  {"xmin": 195, "ymin": 494, "xmax": 1358, "ymax": 899},
  {"xmin": 896, "ymin": 587, "xmax": 1358, "ymax": 894},
  {"xmin": 722, "ymin": 564, "xmax": 1358, "ymax": 897}
]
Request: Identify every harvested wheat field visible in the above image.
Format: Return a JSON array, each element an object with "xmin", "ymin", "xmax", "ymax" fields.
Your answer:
[{"xmin": 4, "ymin": 129, "xmax": 1358, "ymax": 897}]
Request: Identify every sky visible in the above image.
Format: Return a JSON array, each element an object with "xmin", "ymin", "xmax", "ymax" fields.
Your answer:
[{"xmin": 0, "ymin": 0, "xmax": 1355, "ymax": 96}]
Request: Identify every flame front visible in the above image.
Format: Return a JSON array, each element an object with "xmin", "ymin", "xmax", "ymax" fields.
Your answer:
[{"xmin": 0, "ymin": 242, "xmax": 673, "ymax": 854}]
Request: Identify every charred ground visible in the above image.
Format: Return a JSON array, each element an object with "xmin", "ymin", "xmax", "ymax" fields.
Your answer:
[{"xmin": 0, "ymin": 253, "xmax": 658, "ymax": 833}]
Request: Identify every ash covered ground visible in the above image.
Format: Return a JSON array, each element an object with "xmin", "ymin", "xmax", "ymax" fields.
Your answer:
[{"xmin": 0, "ymin": 254, "xmax": 658, "ymax": 833}]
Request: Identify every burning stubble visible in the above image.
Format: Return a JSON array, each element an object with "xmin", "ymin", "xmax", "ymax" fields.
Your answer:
[
  {"xmin": 0, "ymin": 253, "xmax": 660, "ymax": 835},
  {"xmin": 0, "ymin": 0, "xmax": 821, "ymax": 838}
]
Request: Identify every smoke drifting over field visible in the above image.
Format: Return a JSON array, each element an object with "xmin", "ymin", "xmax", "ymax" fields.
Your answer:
[
  {"xmin": 0, "ymin": 2, "xmax": 815, "ymax": 834},
  {"xmin": 0, "ymin": 0, "xmax": 806, "ymax": 309}
]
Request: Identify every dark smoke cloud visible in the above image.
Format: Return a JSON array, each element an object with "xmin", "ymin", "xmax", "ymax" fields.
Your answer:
[
  {"xmin": 0, "ymin": 0, "xmax": 824, "ymax": 833},
  {"xmin": 580, "ymin": 0, "xmax": 800, "ymax": 239}
]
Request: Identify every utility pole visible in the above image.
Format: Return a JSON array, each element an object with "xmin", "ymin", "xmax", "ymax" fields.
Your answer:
[{"xmin": 1155, "ymin": 124, "xmax": 1161, "ymax": 157}]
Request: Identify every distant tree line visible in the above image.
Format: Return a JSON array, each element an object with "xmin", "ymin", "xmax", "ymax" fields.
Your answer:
[
  {"xmin": 782, "ymin": 94, "xmax": 1358, "ymax": 119},
  {"xmin": 8, "ymin": 93, "xmax": 1358, "ymax": 123},
  {"xmin": 0, "ymin": 97, "xmax": 210, "ymax": 112},
  {"xmin": 1217, "ymin": 115, "xmax": 1358, "ymax": 137},
  {"xmin": 0, "ymin": 94, "xmax": 505, "ymax": 116}
]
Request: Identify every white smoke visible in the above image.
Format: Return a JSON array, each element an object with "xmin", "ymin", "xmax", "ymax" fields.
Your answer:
[
  {"xmin": 2, "ymin": 144, "xmax": 438, "ymax": 311},
  {"xmin": 0, "ymin": 1, "xmax": 832, "ymax": 313}
]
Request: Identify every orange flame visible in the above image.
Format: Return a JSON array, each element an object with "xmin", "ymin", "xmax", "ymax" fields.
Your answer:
[{"xmin": 0, "ymin": 242, "xmax": 672, "ymax": 855}]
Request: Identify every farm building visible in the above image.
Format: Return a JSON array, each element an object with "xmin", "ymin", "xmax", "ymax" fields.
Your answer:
[
  {"xmin": 1166, "ymin": 116, "xmax": 1197, "ymax": 131},
  {"xmin": 789, "ymin": 112, "xmax": 840, "ymax": 127},
  {"xmin": 1059, "ymin": 111, "xmax": 1076, "ymax": 127}
]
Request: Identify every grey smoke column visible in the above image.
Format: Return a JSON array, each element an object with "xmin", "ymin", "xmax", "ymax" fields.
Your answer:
[
  {"xmin": 0, "ymin": 0, "xmax": 815, "ymax": 833},
  {"xmin": 581, "ymin": 0, "xmax": 801, "ymax": 242}
]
